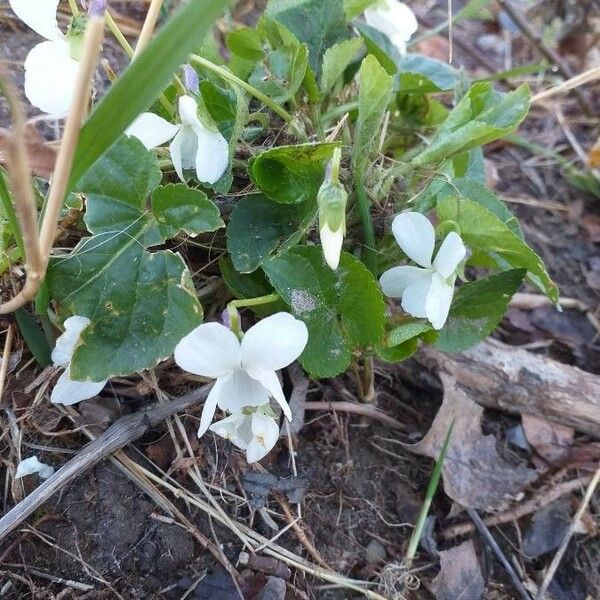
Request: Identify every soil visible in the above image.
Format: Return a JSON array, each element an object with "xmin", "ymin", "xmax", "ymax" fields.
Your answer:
[{"xmin": 1, "ymin": 0, "xmax": 600, "ymax": 599}]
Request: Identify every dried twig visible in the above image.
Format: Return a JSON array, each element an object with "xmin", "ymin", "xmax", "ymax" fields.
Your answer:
[
  {"xmin": 0, "ymin": 324, "xmax": 15, "ymax": 401},
  {"xmin": 536, "ymin": 465, "xmax": 600, "ymax": 599},
  {"xmin": 0, "ymin": 384, "xmax": 210, "ymax": 541},
  {"xmin": 442, "ymin": 475, "xmax": 593, "ymax": 539},
  {"xmin": 467, "ymin": 507, "xmax": 532, "ymax": 600},
  {"xmin": 532, "ymin": 65, "xmax": 600, "ymax": 104},
  {"xmin": 304, "ymin": 401, "xmax": 406, "ymax": 430}
]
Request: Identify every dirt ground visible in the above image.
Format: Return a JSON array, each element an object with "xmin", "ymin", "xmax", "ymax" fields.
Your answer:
[{"xmin": 1, "ymin": 1, "xmax": 600, "ymax": 599}]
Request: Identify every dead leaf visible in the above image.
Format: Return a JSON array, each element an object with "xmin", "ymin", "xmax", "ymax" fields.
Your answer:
[
  {"xmin": 429, "ymin": 540, "xmax": 485, "ymax": 600},
  {"xmin": 78, "ymin": 397, "xmax": 125, "ymax": 433},
  {"xmin": 145, "ymin": 435, "xmax": 176, "ymax": 470},
  {"xmin": 409, "ymin": 373, "xmax": 537, "ymax": 510},
  {"xmin": 523, "ymin": 499, "xmax": 571, "ymax": 559},
  {"xmin": 522, "ymin": 414, "xmax": 574, "ymax": 464},
  {"xmin": 581, "ymin": 214, "xmax": 600, "ymax": 243},
  {"xmin": 242, "ymin": 472, "xmax": 309, "ymax": 510},
  {"xmin": 0, "ymin": 126, "xmax": 56, "ymax": 179},
  {"xmin": 588, "ymin": 136, "xmax": 600, "ymax": 169}
]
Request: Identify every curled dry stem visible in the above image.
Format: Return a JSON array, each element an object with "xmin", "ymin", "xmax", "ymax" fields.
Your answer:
[{"xmin": 0, "ymin": 15, "xmax": 105, "ymax": 314}]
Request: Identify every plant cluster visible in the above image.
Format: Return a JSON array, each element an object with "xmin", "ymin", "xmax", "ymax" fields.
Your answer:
[{"xmin": 1, "ymin": 0, "xmax": 558, "ymax": 462}]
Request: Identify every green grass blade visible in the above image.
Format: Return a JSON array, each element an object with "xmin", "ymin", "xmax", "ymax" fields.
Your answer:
[
  {"xmin": 68, "ymin": 0, "xmax": 232, "ymax": 191},
  {"xmin": 405, "ymin": 419, "xmax": 455, "ymax": 565},
  {"xmin": 15, "ymin": 308, "xmax": 52, "ymax": 366}
]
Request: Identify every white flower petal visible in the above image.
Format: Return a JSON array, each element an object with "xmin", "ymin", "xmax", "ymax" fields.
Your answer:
[
  {"xmin": 169, "ymin": 126, "xmax": 198, "ymax": 182},
  {"xmin": 178, "ymin": 94, "xmax": 200, "ymax": 126},
  {"xmin": 209, "ymin": 412, "xmax": 250, "ymax": 450},
  {"xmin": 380, "ymin": 265, "xmax": 431, "ymax": 298},
  {"xmin": 245, "ymin": 368, "xmax": 292, "ymax": 421},
  {"xmin": 425, "ymin": 272, "xmax": 454, "ymax": 330},
  {"xmin": 51, "ymin": 315, "xmax": 91, "ymax": 367},
  {"xmin": 401, "ymin": 274, "xmax": 433, "ymax": 319},
  {"xmin": 320, "ymin": 223, "xmax": 344, "ymax": 270},
  {"xmin": 24, "ymin": 40, "xmax": 79, "ymax": 116},
  {"xmin": 193, "ymin": 125, "xmax": 229, "ymax": 184},
  {"xmin": 9, "ymin": 0, "xmax": 63, "ymax": 42},
  {"xmin": 241, "ymin": 312, "xmax": 308, "ymax": 372},
  {"xmin": 216, "ymin": 370, "xmax": 270, "ymax": 412},
  {"xmin": 50, "ymin": 368, "xmax": 107, "ymax": 405},
  {"xmin": 391, "ymin": 212, "xmax": 435, "ymax": 268},
  {"xmin": 197, "ymin": 378, "xmax": 223, "ymax": 437},
  {"xmin": 246, "ymin": 413, "xmax": 279, "ymax": 463},
  {"xmin": 364, "ymin": 0, "xmax": 417, "ymax": 50},
  {"xmin": 125, "ymin": 113, "xmax": 179, "ymax": 150},
  {"xmin": 433, "ymin": 232, "xmax": 467, "ymax": 279},
  {"xmin": 15, "ymin": 456, "xmax": 55, "ymax": 479},
  {"xmin": 174, "ymin": 322, "xmax": 241, "ymax": 378}
]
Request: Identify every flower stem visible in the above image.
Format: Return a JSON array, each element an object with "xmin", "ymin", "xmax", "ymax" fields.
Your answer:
[
  {"xmin": 189, "ymin": 55, "xmax": 305, "ymax": 139},
  {"xmin": 354, "ymin": 169, "xmax": 377, "ymax": 275},
  {"xmin": 227, "ymin": 293, "xmax": 280, "ymax": 337}
]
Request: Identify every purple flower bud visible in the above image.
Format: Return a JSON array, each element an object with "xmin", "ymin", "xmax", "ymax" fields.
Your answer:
[
  {"xmin": 88, "ymin": 0, "xmax": 106, "ymax": 17},
  {"xmin": 183, "ymin": 65, "xmax": 199, "ymax": 94}
]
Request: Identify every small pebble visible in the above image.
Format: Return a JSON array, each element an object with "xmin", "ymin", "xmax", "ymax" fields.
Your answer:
[{"xmin": 365, "ymin": 539, "xmax": 387, "ymax": 564}]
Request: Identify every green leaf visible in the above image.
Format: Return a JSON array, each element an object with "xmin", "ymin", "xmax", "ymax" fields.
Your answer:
[
  {"xmin": 344, "ymin": 0, "xmax": 378, "ymax": 20},
  {"xmin": 355, "ymin": 23, "xmax": 400, "ymax": 75},
  {"xmin": 397, "ymin": 54, "xmax": 457, "ymax": 93},
  {"xmin": 388, "ymin": 320, "xmax": 432, "ymax": 347},
  {"xmin": 352, "ymin": 55, "xmax": 393, "ymax": 170},
  {"xmin": 227, "ymin": 27, "xmax": 264, "ymax": 61},
  {"xmin": 249, "ymin": 142, "xmax": 340, "ymax": 204},
  {"xmin": 262, "ymin": 247, "xmax": 386, "ymax": 378},
  {"xmin": 320, "ymin": 37, "xmax": 364, "ymax": 94},
  {"xmin": 265, "ymin": 0, "xmax": 348, "ymax": 76},
  {"xmin": 48, "ymin": 138, "xmax": 211, "ymax": 380},
  {"xmin": 413, "ymin": 82, "xmax": 530, "ymax": 167},
  {"xmin": 416, "ymin": 178, "xmax": 521, "ymax": 237},
  {"xmin": 227, "ymin": 193, "xmax": 316, "ymax": 273},
  {"xmin": 436, "ymin": 196, "xmax": 558, "ymax": 303},
  {"xmin": 15, "ymin": 308, "xmax": 52, "ymax": 366},
  {"xmin": 436, "ymin": 269, "xmax": 526, "ymax": 352},
  {"xmin": 152, "ymin": 184, "xmax": 223, "ymax": 238},
  {"xmin": 68, "ymin": 0, "xmax": 231, "ymax": 193}
]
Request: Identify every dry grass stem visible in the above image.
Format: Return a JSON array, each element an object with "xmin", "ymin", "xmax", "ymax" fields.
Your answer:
[{"xmin": 133, "ymin": 0, "xmax": 164, "ymax": 58}]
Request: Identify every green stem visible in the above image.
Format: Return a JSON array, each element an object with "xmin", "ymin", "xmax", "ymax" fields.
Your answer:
[
  {"xmin": 354, "ymin": 169, "xmax": 377, "ymax": 275},
  {"xmin": 0, "ymin": 168, "xmax": 25, "ymax": 258},
  {"xmin": 322, "ymin": 100, "xmax": 359, "ymax": 123},
  {"xmin": 405, "ymin": 420, "xmax": 454, "ymax": 566},
  {"xmin": 67, "ymin": 0, "xmax": 80, "ymax": 16},
  {"xmin": 190, "ymin": 54, "xmax": 304, "ymax": 138},
  {"xmin": 227, "ymin": 293, "xmax": 280, "ymax": 338}
]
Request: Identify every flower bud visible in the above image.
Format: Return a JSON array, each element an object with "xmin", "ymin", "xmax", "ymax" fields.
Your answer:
[
  {"xmin": 318, "ymin": 148, "xmax": 347, "ymax": 270},
  {"xmin": 66, "ymin": 15, "xmax": 87, "ymax": 60},
  {"xmin": 87, "ymin": 0, "xmax": 107, "ymax": 17},
  {"xmin": 182, "ymin": 65, "xmax": 199, "ymax": 94}
]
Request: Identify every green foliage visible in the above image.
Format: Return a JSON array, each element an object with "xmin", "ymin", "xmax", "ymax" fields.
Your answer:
[
  {"xmin": 265, "ymin": 0, "xmax": 348, "ymax": 76},
  {"xmin": 249, "ymin": 142, "xmax": 341, "ymax": 204},
  {"xmin": 436, "ymin": 269, "xmax": 526, "ymax": 352},
  {"xmin": 226, "ymin": 193, "xmax": 316, "ymax": 273},
  {"xmin": 68, "ymin": 0, "xmax": 231, "ymax": 192},
  {"xmin": 352, "ymin": 55, "xmax": 393, "ymax": 170},
  {"xmin": 15, "ymin": 308, "xmax": 52, "ymax": 366},
  {"xmin": 343, "ymin": 0, "xmax": 378, "ymax": 20},
  {"xmin": 320, "ymin": 38, "xmax": 364, "ymax": 94},
  {"xmin": 263, "ymin": 247, "xmax": 386, "ymax": 377},
  {"xmin": 48, "ymin": 138, "xmax": 222, "ymax": 380},
  {"xmin": 413, "ymin": 82, "xmax": 530, "ymax": 166},
  {"xmin": 397, "ymin": 54, "xmax": 457, "ymax": 93},
  {"xmin": 437, "ymin": 196, "xmax": 558, "ymax": 303}
]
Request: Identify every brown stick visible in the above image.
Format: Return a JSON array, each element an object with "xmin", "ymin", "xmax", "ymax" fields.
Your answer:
[
  {"xmin": 0, "ymin": 384, "xmax": 210, "ymax": 542},
  {"xmin": 304, "ymin": 401, "xmax": 406, "ymax": 430},
  {"xmin": 419, "ymin": 338, "xmax": 600, "ymax": 438},
  {"xmin": 442, "ymin": 475, "xmax": 593, "ymax": 539}
]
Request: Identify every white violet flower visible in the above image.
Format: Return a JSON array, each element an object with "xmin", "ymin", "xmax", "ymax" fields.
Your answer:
[
  {"xmin": 174, "ymin": 312, "xmax": 308, "ymax": 438},
  {"xmin": 380, "ymin": 212, "xmax": 466, "ymax": 330},
  {"xmin": 210, "ymin": 407, "xmax": 280, "ymax": 463},
  {"xmin": 9, "ymin": 0, "xmax": 81, "ymax": 117},
  {"xmin": 15, "ymin": 456, "xmax": 55, "ymax": 479},
  {"xmin": 126, "ymin": 94, "xmax": 229, "ymax": 185},
  {"xmin": 51, "ymin": 316, "xmax": 108, "ymax": 405},
  {"xmin": 364, "ymin": 0, "xmax": 418, "ymax": 56}
]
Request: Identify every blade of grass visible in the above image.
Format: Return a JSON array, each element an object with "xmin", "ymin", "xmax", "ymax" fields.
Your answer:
[
  {"xmin": 68, "ymin": 0, "xmax": 232, "ymax": 192},
  {"xmin": 14, "ymin": 308, "xmax": 52, "ymax": 366},
  {"xmin": 405, "ymin": 420, "xmax": 454, "ymax": 566},
  {"xmin": 0, "ymin": 167, "xmax": 25, "ymax": 258}
]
